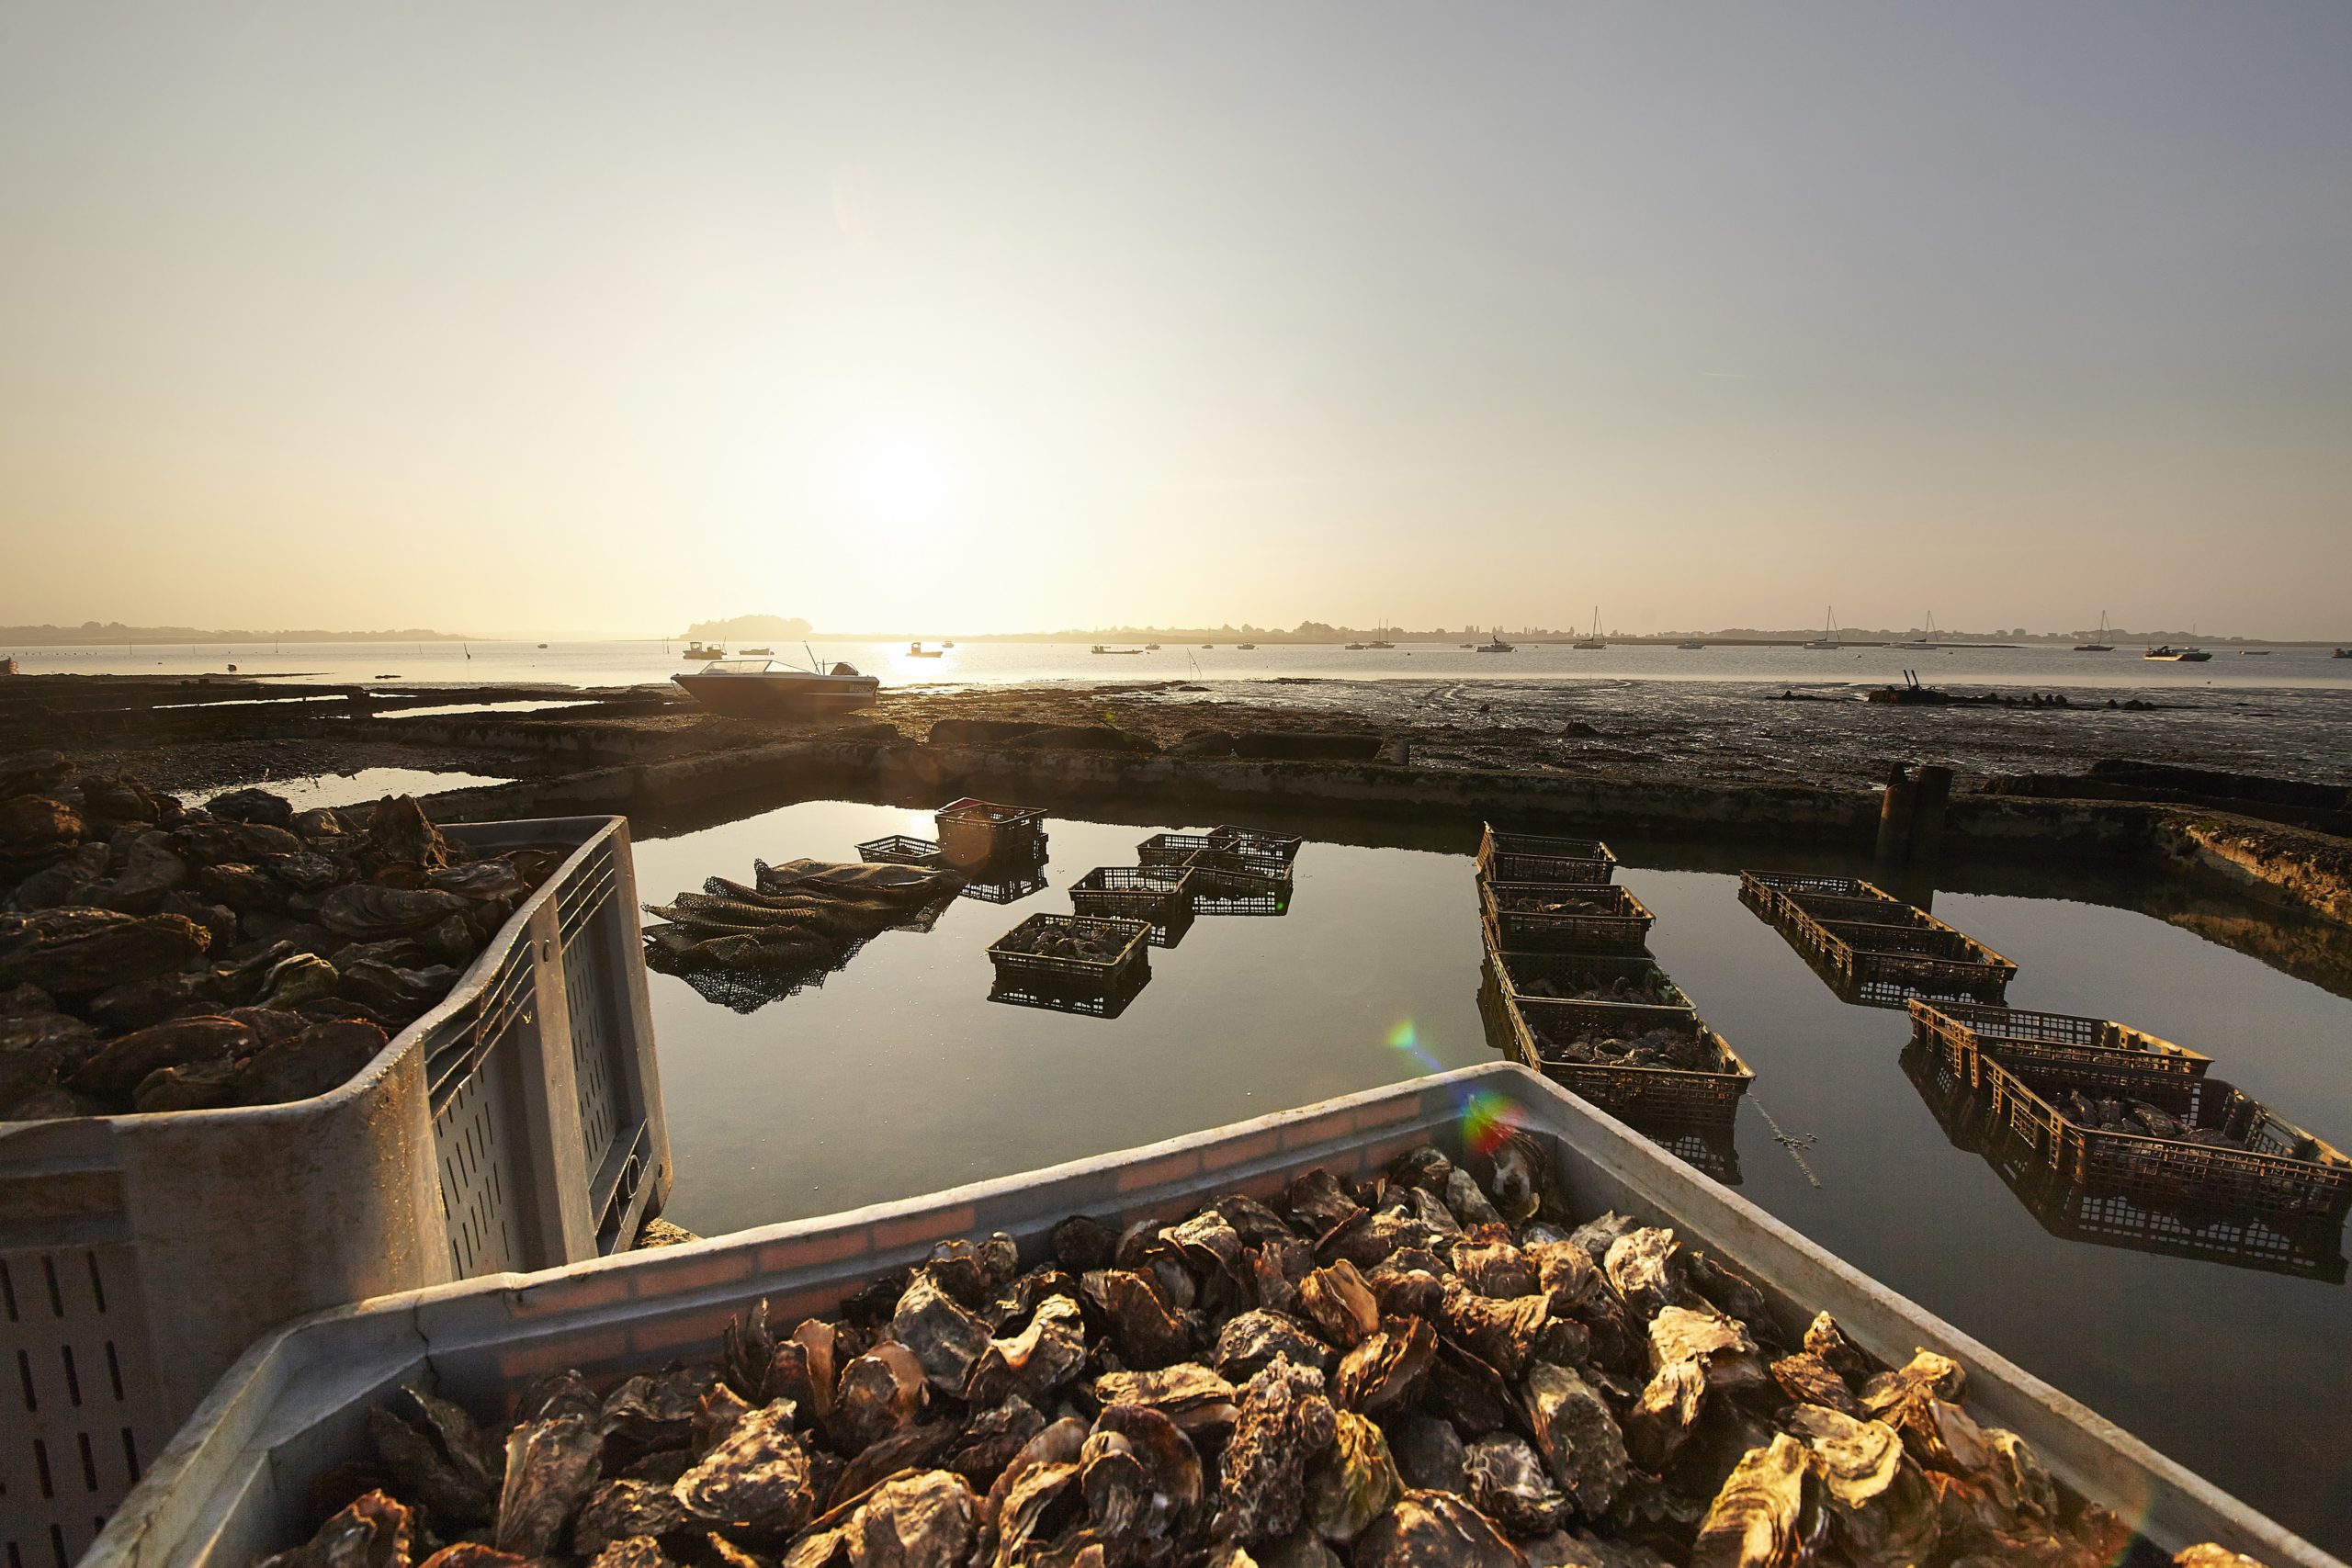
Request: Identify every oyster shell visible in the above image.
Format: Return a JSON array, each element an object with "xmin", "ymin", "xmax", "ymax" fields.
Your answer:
[
  {"xmin": 1387, "ymin": 1413, "xmax": 1469, "ymax": 1494},
  {"xmin": 494, "ymin": 1415, "xmax": 604, "ymax": 1558},
  {"xmin": 1090, "ymin": 1362, "xmax": 1238, "ymax": 1435},
  {"xmin": 967, "ymin": 1293, "xmax": 1088, "ymax": 1407},
  {"xmin": 944, "ymin": 1397, "xmax": 1047, "ymax": 1490},
  {"xmin": 1218, "ymin": 1359, "xmax": 1338, "ymax": 1543},
  {"xmin": 1304, "ymin": 1410, "xmax": 1401, "ymax": 1542},
  {"xmin": 832, "ymin": 1342, "xmax": 928, "ymax": 1452},
  {"xmin": 1296, "ymin": 1259, "xmax": 1381, "ymax": 1348},
  {"xmin": 672, "ymin": 1399, "xmax": 813, "ymax": 1531},
  {"xmin": 572, "ymin": 1481, "xmax": 689, "ymax": 1558},
  {"xmin": 257, "ymin": 1490, "xmax": 416, "ymax": 1568},
  {"xmin": 1523, "ymin": 1361, "xmax": 1627, "ymax": 1517},
  {"xmin": 1082, "ymin": 1269, "xmax": 1193, "ymax": 1367},
  {"xmin": 1332, "ymin": 1315, "xmax": 1436, "ymax": 1411},
  {"xmin": 1352, "ymin": 1489, "xmax": 1525, "ymax": 1568},
  {"xmin": 1602, "ymin": 1229, "xmax": 1686, "ymax": 1319},
  {"xmin": 1463, "ymin": 1434, "xmax": 1570, "ymax": 1537},
  {"xmin": 1080, "ymin": 1403, "xmax": 1203, "ymax": 1548},
  {"xmin": 895, "ymin": 1272, "xmax": 993, "ymax": 1394},
  {"xmin": 367, "ymin": 1385, "xmax": 503, "ymax": 1530},
  {"xmin": 1214, "ymin": 1309, "xmax": 1334, "ymax": 1382},
  {"xmin": 850, "ymin": 1469, "xmax": 977, "ymax": 1568},
  {"xmin": 1451, "ymin": 1240, "xmax": 1540, "ymax": 1301},
  {"xmin": 1767, "ymin": 1352, "xmax": 1860, "ymax": 1417},
  {"xmin": 1689, "ymin": 1435, "xmax": 1809, "ymax": 1568}
]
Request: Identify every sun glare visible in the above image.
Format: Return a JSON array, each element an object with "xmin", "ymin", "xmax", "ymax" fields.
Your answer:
[{"xmin": 849, "ymin": 437, "xmax": 952, "ymax": 525}]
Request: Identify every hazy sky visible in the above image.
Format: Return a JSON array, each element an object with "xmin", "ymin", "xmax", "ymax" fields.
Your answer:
[{"xmin": 5, "ymin": 3, "xmax": 2348, "ymax": 638}]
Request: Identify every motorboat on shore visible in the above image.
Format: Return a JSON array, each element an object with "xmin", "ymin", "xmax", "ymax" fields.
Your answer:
[
  {"xmin": 672, "ymin": 656, "xmax": 878, "ymax": 715},
  {"xmin": 2143, "ymin": 646, "xmax": 2211, "ymax": 662}
]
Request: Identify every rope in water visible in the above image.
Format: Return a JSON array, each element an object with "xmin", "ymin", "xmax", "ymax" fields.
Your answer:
[{"xmin": 1752, "ymin": 1099, "xmax": 1824, "ymax": 1188}]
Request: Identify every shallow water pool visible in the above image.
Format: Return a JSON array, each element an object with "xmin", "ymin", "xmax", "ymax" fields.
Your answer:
[{"xmin": 634, "ymin": 797, "xmax": 2352, "ymax": 1553}]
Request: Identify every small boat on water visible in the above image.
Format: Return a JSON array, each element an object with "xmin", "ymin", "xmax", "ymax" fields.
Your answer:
[
  {"xmin": 681, "ymin": 642, "xmax": 725, "ymax": 660},
  {"xmin": 1237, "ymin": 642, "xmax": 1257, "ymax": 650},
  {"xmin": 2243, "ymin": 649, "xmax": 2271, "ymax": 656},
  {"xmin": 907, "ymin": 641, "xmax": 944, "ymax": 658},
  {"xmin": 741, "ymin": 646, "xmax": 774, "ymax": 656},
  {"xmin": 2143, "ymin": 646, "xmax": 2212, "ymax": 662},
  {"xmin": 673, "ymin": 656, "xmax": 878, "ymax": 715},
  {"xmin": 1678, "ymin": 640, "xmax": 1706, "ymax": 649},
  {"xmin": 2074, "ymin": 611, "xmax": 2114, "ymax": 652},
  {"xmin": 1476, "ymin": 626, "xmax": 1515, "ymax": 653},
  {"xmin": 1344, "ymin": 641, "xmax": 1368, "ymax": 650},
  {"xmin": 1091, "ymin": 644, "xmax": 1146, "ymax": 656},
  {"xmin": 1803, "ymin": 607, "xmax": 1840, "ymax": 649},
  {"xmin": 1572, "ymin": 607, "xmax": 1605, "ymax": 649},
  {"xmin": 2335, "ymin": 648, "xmax": 2351, "ymax": 659},
  {"xmin": 1898, "ymin": 613, "xmax": 1939, "ymax": 649}
]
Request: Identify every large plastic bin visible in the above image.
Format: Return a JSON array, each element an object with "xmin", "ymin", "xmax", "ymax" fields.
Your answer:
[
  {"xmin": 1, "ymin": 818, "xmax": 669, "ymax": 1568},
  {"xmin": 90, "ymin": 1064, "xmax": 2335, "ymax": 1568}
]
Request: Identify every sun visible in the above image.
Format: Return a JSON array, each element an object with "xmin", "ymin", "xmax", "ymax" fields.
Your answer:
[{"xmin": 849, "ymin": 436, "xmax": 951, "ymax": 525}]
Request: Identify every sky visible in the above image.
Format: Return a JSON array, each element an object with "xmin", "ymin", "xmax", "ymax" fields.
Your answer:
[{"xmin": 3, "ymin": 3, "xmax": 2348, "ymax": 640}]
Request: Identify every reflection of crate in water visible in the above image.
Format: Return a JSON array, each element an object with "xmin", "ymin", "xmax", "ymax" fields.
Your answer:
[
  {"xmin": 960, "ymin": 868, "xmax": 1049, "ymax": 905},
  {"xmin": 988, "ymin": 969, "xmax": 1151, "ymax": 1019},
  {"xmin": 1069, "ymin": 865, "xmax": 1196, "ymax": 946}
]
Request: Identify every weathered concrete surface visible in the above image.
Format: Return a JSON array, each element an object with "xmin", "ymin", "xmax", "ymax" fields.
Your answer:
[{"xmin": 2162, "ymin": 816, "xmax": 2352, "ymax": 926}]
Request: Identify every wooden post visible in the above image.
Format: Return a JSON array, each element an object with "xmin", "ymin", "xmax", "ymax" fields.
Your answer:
[
  {"xmin": 1907, "ymin": 763, "xmax": 1952, "ymax": 889},
  {"xmin": 1873, "ymin": 763, "xmax": 1917, "ymax": 869}
]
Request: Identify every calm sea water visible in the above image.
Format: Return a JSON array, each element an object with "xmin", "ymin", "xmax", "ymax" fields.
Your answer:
[
  {"xmin": 633, "ymin": 797, "xmax": 2352, "ymax": 1553},
  {"xmin": 14, "ymin": 637, "xmax": 2352, "ymax": 694}
]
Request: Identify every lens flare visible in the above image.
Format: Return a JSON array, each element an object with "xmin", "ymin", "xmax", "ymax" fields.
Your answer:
[{"xmin": 1385, "ymin": 1018, "xmax": 1527, "ymax": 1155}]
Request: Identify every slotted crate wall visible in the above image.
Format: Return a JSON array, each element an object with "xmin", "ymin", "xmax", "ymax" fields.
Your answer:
[{"xmin": 0, "ymin": 817, "xmax": 668, "ymax": 1568}]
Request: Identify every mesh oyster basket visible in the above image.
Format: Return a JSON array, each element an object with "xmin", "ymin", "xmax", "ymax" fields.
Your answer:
[
  {"xmin": 1068, "ymin": 865, "xmax": 1196, "ymax": 946},
  {"xmin": 1476, "ymin": 824, "xmax": 1618, "ymax": 886},
  {"xmin": 1508, "ymin": 996, "xmax": 1753, "ymax": 1122},
  {"xmin": 1489, "ymin": 949, "xmax": 1694, "ymax": 1016},
  {"xmin": 1979, "ymin": 1055, "xmax": 2352, "ymax": 1223},
  {"xmin": 985, "ymin": 914, "xmax": 1151, "ymax": 998},
  {"xmin": 1908, "ymin": 1000, "xmax": 2212, "ymax": 1085},
  {"xmin": 854, "ymin": 834, "xmax": 944, "ymax": 868},
  {"xmin": 933, "ymin": 799, "xmax": 1047, "ymax": 872},
  {"xmin": 1478, "ymin": 879, "xmax": 1655, "ymax": 953}
]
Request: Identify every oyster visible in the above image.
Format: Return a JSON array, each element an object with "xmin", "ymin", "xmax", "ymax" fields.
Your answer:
[
  {"xmin": 1690, "ymin": 1436, "xmax": 1810, "ymax": 1568},
  {"xmin": 1332, "ymin": 1315, "xmax": 1436, "ymax": 1411},
  {"xmin": 367, "ymin": 1385, "xmax": 503, "ymax": 1530},
  {"xmin": 1296, "ymin": 1259, "xmax": 1382, "ymax": 1348},
  {"xmin": 572, "ymin": 1482, "xmax": 688, "ymax": 1558},
  {"xmin": 850, "ymin": 1469, "xmax": 977, "ymax": 1568},
  {"xmin": 1462, "ymin": 1434, "xmax": 1569, "ymax": 1537},
  {"xmin": 1523, "ymin": 1361, "xmax": 1628, "ymax": 1517},
  {"xmin": 1214, "ymin": 1309, "xmax": 1334, "ymax": 1382},
  {"xmin": 1767, "ymin": 1352, "xmax": 1860, "ymax": 1417},
  {"xmin": 1082, "ymin": 1269, "xmax": 1193, "ymax": 1367},
  {"xmin": 1090, "ymin": 1362, "xmax": 1238, "ymax": 1435},
  {"xmin": 1602, "ymin": 1229, "xmax": 1686, "ymax": 1318},
  {"xmin": 1438, "ymin": 1278, "xmax": 1553, "ymax": 1377},
  {"xmin": 832, "ymin": 1342, "xmax": 928, "ymax": 1452},
  {"xmin": 967, "ymin": 1293, "xmax": 1088, "ymax": 1407},
  {"xmin": 1218, "ymin": 1359, "xmax": 1339, "ymax": 1543},
  {"xmin": 895, "ymin": 1271, "xmax": 993, "ymax": 1393},
  {"xmin": 673, "ymin": 1399, "xmax": 813, "ymax": 1531},
  {"xmin": 494, "ymin": 1415, "xmax": 604, "ymax": 1558},
  {"xmin": 233, "ymin": 1020, "xmax": 390, "ymax": 1106},
  {"xmin": 944, "ymin": 1397, "xmax": 1046, "ymax": 1490},
  {"xmin": 1080, "ymin": 1403, "xmax": 1203, "ymax": 1549},
  {"xmin": 1305, "ymin": 1410, "xmax": 1402, "ymax": 1541},
  {"xmin": 256, "ymin": 1490, "xmax": 415, "ymax": 1568},
  {"xmin": 318, "ymin": 885, "xmax": 476, "ymax": 942},
  {"xmin": 1353, "ymin": 1489, "xmax": 1526, "ymax": 1568},
  {"xmin": 1387, "ymin": 1413, "xmax": 1469, "ymax": 1494},
  {"xmin": 1451, "ymin": 1240, "xmax": 1540, "ymax": 1301}
]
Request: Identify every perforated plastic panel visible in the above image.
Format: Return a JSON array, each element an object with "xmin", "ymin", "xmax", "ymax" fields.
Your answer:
[{"xmin": 1, "ymin": 1247, "xmax": 172, "ymax": 1568}]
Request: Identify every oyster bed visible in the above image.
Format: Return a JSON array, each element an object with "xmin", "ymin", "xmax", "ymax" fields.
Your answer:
[
  {"xmin": 0, "ymin": 749, "xmax": 560, "ymax": 1118},
  {"xmin": 1512, "ymin": 969, "xmax": 1686, "ymax": 1009},
  {"xmin": 1525, "ymin": 1024, "xmax": 1719, "ymax": 1073},
  {"xmin": 256, "ymin": 1137, "xmax": 2213, "ymax": 1568}
]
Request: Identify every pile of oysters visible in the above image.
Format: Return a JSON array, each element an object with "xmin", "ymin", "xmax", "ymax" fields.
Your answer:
[
  {"xmin": 1526, "ymin": 1025, "xmax": 1717, "ymax": 1074},
  {"xmin": 257, "ymin": 1136, "xmax": 2224, "ymax": 1568},
  {"xmin": 0, "ymin": 750, "xmax": 560, "ymax": 1118}
]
